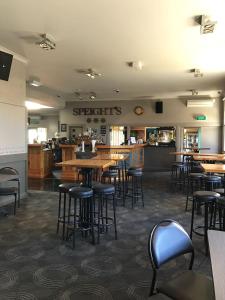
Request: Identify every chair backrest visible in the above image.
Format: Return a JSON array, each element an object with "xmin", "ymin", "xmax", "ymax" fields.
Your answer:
[
  {"xmin": 148, "ymin": 219, "xmax": 194, "ymax": 269},
  {"xmin": 0, "ymin": 167, "xmax": 18, "ymax": 175}
]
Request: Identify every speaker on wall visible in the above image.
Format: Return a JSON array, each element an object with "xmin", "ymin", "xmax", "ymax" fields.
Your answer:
[
  {"xmin": 155, "ymin": 101, "xmax": 163, "ymax": 113},
  {"xmin": 0, "ymin": 51, "xmax": 13, "ymax": 81}
]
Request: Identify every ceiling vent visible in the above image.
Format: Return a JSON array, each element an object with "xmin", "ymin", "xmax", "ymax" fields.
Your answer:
[{"xmin": 37, "ymin": 34, "xmax": 56, "ymax": 50}]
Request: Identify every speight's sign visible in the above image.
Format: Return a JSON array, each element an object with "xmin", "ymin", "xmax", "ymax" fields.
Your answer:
[{"xmin": 73, "ymin": 107, "xmax": 122, "ymax": 116}]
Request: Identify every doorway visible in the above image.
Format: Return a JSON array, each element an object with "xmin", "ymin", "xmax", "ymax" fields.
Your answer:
[{"xmin": 183, "ymin": 127, "xmax": 201, "ymax": 151}]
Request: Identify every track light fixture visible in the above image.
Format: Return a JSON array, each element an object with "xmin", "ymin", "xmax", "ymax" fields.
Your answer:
[{"xmin": 38, "ymin": 34, "xmax": 56, "ymax": 50}]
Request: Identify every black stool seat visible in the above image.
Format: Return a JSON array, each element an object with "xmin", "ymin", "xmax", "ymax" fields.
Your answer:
[
  {"xmin": 214, "ymin": 188, "xmax": 225, "ymax": 196},
  {"xmin": 193, "ymin": 191, "xmax": 220, "ymax": 201},
  {"xmin": 204, "ymin": 175, "xmax": 221, "ymax": 182},
  {"xmin": 0, "ymin": 187, "xmax": 17, "ymax": 195},
  {"xmin": 189, "ymin": 173, "xmax": 205, "ymax": 178},
  {"xmin": 191, "ymin": 166, "xmax": 204, "ymax": 173},
  {"xmin": 59, "ymin": 183, "xmax": 80, "ymax": 193},
  {"xmin": 93, "ymin": 183, "xmax": 115, "ymax": 194},
  {"xmin": 127, "ymin": 170, "xmax": 142, "ymax": 176},
  {"xmin": 102, "ymin": 170, "xmax": 117, "ymax": 177},
  {"xmin": 128, "ymin": 166, "xmax": 143, "ymax": 171},
  {"xmin": 109, "ymin": 165, "xmax": 121, "ymax": 170},
  {"xmin": 69, "ymin": 187, "xmax": 93, "ymax": 198}
]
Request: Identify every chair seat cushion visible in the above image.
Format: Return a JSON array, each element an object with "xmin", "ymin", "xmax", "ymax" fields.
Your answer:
[
  {"xmin": 0, "ymin": 187, "xmax": 17, "ymax": 195},
  {"xmin": 158, "ymin": 271, "xmax": 215, "ymax": 300},
  {"xmin": 127, "ymin": 170, "xmax": 143, "ymax": 176},
  {"xmin": 204, "ymin": 175, "xmax": 221, "ymax": 183},
  {"xmin": 193, "ymin": 190, "xmax": 220, "ymax": 201}
]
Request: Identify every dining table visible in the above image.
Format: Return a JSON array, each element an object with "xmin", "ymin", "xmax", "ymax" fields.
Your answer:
[
  {"xmin": 56, "ymin": 159, "xmax": 116, "ymax": 187},
  {"xmin": 208, "ymin": 230, "xmax": 225, "ymax": 300},
  {"xmin": 92, "ymin": 153, "xmax": 129, "ymax": 201},
  {"xmin": 201, "ymin": 163, "xmax": 225, "ymax": 190}
]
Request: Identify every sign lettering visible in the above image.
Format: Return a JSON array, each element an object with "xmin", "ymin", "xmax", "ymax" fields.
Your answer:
[{"xmin": 73, "ymin": 107, "xmax": 122, "ymax": 116}]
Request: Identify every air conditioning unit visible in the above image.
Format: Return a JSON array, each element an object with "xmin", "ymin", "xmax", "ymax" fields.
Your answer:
[{"xmin": 187, "ymin": 98, "xmax": 215, "ymax": 108}]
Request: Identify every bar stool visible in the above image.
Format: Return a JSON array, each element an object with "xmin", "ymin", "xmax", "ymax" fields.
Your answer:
[
  {"xmin": 190, "ymin": 190, "xmax": 220, "ymax": 255},
  {"xmin": 93, "ymin": 183, "xmax": 117, "ymax": 244},
  {"xmin": 214, "ymin": 197, "xmax": 225, "ymax": 231},
  {"xmin": 204, "ymin": 175, "xmax": 221, "ymax": 191},
  {"xmin": 57, "ymin": 183, "xmax": 80, "ymax": 240},
  {"xmin": 0, "ymin": 187, "xmax": 18, "ymax": 215},
  {"xmin": 186, "ymin": 173, "xmax": 205, "ymax": 211},
  {"xmin": 125, "ymin": 169, "xmax": 144, "ymax": 208},
  {"xmin": 171, "ymin": 162, "xmax": 186, "ymax": 190},
  {"xmin": 67, "ymin": 186, "xmax": 95, "ymax": 248},
  {"xmin": 0, "ymin": 167, "xmax": 20, "ymax": 207},
  {"xmin": 109, "ymin": 165, "xmax": 122, "ymax": 199}
]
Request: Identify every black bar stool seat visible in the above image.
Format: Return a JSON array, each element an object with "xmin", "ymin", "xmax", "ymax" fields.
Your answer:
[
  {"xmin": 57, "ymin": 183, "xmax": 80, "ymax": 240},
  {"xmin": 93, "ymin": 183, "xmax": 117, "ymax": 243},
  {"xmin": 68, "ymin": 186, "xmax": 94, "ymax": 248},
  {"xmin": 190, "ymin": 190, "xmax": 220, "ymax": 255},
  {"xmin": 58, "ymin": 183, "xmax": 80, "ymax": 193},
  {"xmin": 204, "ymin": 175, "xmax": 221, "ymax": 191},
  {"xmin": 214, "ymin": 188, "xmax": 225, "ymax": 196}
]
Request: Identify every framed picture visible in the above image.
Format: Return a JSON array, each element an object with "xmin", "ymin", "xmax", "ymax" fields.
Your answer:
[{"xmin": 61, "ymin": 124, "xmax": 67, "ymax": 132}]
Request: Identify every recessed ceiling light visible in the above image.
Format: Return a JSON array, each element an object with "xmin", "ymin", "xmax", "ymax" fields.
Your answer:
[
  {"xmin": 25, "ymin": 101, "xmax": 53, "ymax": 110},
  {"xmin": 37, "ymin": 33, "xmax": 56, "ymax": 50}
]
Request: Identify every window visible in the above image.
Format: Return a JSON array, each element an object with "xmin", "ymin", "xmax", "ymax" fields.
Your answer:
[
  {"xmin": 110, "ymin": 126, "xmax": 125, "ymax": 145},
  {"xmin": 28, "ymin": 128, "xmax": 47, "ymax": 144}
]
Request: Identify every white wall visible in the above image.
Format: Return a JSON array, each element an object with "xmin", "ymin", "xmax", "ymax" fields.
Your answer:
[
  {"xmin": 0, "ymin": 58, "xmax": 27, "ymax": 155},
  {"xmin": 58, "ymin": 99, "xmax": 223, "ymax": 151}
]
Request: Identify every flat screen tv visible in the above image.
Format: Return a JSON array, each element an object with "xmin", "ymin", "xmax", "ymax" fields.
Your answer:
[{"xmin": 0, "ymin": 51, "xmax": 13, "ymax": 81}]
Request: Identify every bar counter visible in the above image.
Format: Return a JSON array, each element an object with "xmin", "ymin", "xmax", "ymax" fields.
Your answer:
[
  {"xmin": 96, "ymin": 144, "xmax": 145, "ymax": 167},
  {"xmin": 28, "ymin": 144, "xmax": 53, "ymax": 178}
]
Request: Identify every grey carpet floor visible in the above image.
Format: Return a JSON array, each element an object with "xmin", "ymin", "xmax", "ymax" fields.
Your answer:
[{"xmin": 0, "ymin": 172, "xmax": 212, "ymax": 299}]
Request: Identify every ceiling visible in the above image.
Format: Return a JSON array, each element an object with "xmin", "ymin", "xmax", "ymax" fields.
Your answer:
[{"xmin": 0, "ymin": 0, "xmax": 225, "ymax": 103}]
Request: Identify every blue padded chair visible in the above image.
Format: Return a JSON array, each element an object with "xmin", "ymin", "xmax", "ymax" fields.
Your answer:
[{"xmin": 148, "ymin": 219, "xmax": 215, "ymax": 300}]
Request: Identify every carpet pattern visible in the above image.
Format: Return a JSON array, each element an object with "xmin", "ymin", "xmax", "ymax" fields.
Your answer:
[{"xmin": 0, "ymin": 172, "xmax": 212, "ymax": 299}]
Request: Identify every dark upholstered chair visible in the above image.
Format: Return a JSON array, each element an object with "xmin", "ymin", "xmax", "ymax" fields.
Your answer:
[
  {"xmin": 148, "ymin": 219, "xmax": 215, "ymax": 300},
  {"xmin": 0, "ymin": 167, "xmax": 20, "ymax": 207}
]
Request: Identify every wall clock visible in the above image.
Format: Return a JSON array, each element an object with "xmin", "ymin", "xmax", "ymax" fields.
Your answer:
[{"xmin": 134, "ymin": 106, "xmax": 144, "ymax": 115}]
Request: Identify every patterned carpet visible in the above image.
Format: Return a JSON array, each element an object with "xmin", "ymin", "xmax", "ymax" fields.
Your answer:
[{"xmin": 0, "ymin": 172, "xmax": 212, "ymax": 300}]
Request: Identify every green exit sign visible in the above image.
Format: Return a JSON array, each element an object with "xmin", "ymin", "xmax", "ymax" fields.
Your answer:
[{"xmin": 195, "ymin": 115, "xmax": 206, "ymax": 120}]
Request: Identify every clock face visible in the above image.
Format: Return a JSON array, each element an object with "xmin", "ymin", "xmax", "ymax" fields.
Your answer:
[{"xmin": 134, "ymin": 106, "xmax": 144, "ymax": 115}]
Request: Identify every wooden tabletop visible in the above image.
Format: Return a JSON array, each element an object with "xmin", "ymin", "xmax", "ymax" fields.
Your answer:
[
  {"xmin": 0, "ymin": 174, "xmax": 19, "ymax": 183},
  {"xmin": 92, "ymin": 154, "xmax": 129, "ymax": 161},
  {"xmin": 208, "ymin": 230, "xmax": 225, "ymax": 300},
  {"xmin": 170, "ymin": 152, "xmax": 224, "ymax": 156},
  {"xmin": 194, "ymin": 155, "xmax": 225, "ymax": 161},
  {"xmin": 56, "ymin": 159, "xmax": 115, "ymax": 169},
  {"xmin": 201, "ymin": 163, "xmax": 225, "ymax": 174}
]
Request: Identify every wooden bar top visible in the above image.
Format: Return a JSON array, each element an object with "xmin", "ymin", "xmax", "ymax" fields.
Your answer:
[
  {"xmin": 208, "ymin": 230, "xmax": 225, "ymax": 300},
  {"xmin": 201, "ymin": 163, "xmax": 225, "ymax": 174},
  {"xmin": 92, "ymin": 154, "xmax": 129, "ymax": 161},
  {"xmin": 57, "ymin": 159, "xmax": 115, "ymax": 169},
  {"xmin": 96, "ymin": 144, "xmax": 146, "ymax": 149},
  {"xmin": 59, "ymin": 144, "xmax": 77, "ymax": 148}
]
